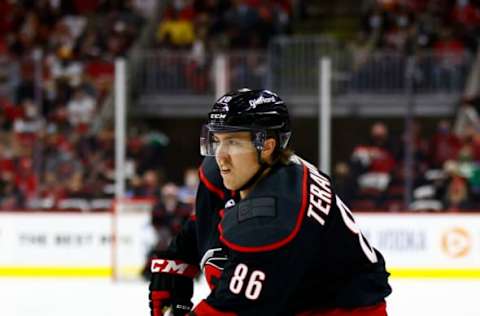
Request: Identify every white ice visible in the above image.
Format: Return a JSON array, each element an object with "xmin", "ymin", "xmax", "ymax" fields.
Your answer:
[{"xmin": 0, "ymin": 277, "xmax": 478, "ymax": 316}]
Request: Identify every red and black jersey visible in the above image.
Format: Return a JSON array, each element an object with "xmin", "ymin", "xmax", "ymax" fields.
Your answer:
[{"xmin": 164, "ymin": 156, "xmax": 392, "ymax": 315}]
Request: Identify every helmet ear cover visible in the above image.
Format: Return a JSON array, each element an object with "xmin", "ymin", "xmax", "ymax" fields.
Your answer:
[{"xmin": 264, "ymin": 129, "xmax": 291, "ymax": 160}]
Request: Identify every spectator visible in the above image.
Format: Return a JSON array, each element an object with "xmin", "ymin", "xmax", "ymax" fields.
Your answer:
[
  {"xmin": 351, "ymin": 122, "xmax": 396, "ymax": 176},
  {"xmin": 454, "ymin": 97, "xmax": 480, "ymax": 138},
  {"xmin": 131, "ymin": 0, "xmax": 158, "ymax": 18},
  {"xmin": 361, "ymin": 2, "xmax": 388, "ymax": 49},
  {"xmin": 0, "ymin": 170, "xmax": 23, "ymax": 210},
  {"xmin": 383, "ymin": 4, "xmax": 415, "ymax": 51},
  {"xmin": 152, "ymin": 182, "xmax": 192, "ymax": 236},
  {"xmin": 332, "ymin": 161, "xmax": 356, "ymax": 204},
  {"xmin": 454, "ymin": 127, "xmax": 480, "ymax": 199},
  {"xmin": 178, "ymin": 166, "xmax": 199, "ymax": 206},
  {"xmin": 432, "ymin": 26, "xmax": 467, "ymax": 90},
  {"xmin": 156, "ymin": 3, "xmax": 196, "ymax": 49},
  {"xmin": 0, "ymin": 42, "xmax": 20, "ymax": 101},
  {"xmin": 444, "ymin": 172, "xmax": 474, "ymax": 211},
  {"xmin": 15, "ymin": 62, "xmax": 36, "ymax": 104},
  {"xmin": 350, "ymin": 122, "xmax": 397, "ymax": 207},
  {"xmin": 224, "ymin": 0, "xmax": 261, "ymax": 49},
  {"xmin": 13, "ymin": 99, "xmax": 45, "ymax": 151},
  {"xmin": 14, "ymin": 156, "xmax": 38, "ymax": 203},
  {"xmin": 44, "ymin": 141, "xmax": 84, "ymax": 191},
  {"xmin": 428, "ymin": 119, "xmax": 462, "ymax": 169},
  {"xmin": 415, "ymin": 2, "xmax": 444, "ymax": 50},
  {"xmin": 64, "ymin": 173, "xmax": 90, "ymax": 199},
  {"xmin": 66, "ymin": 87, "xmax": 96, "ymax": 130},
  {"xmin": 450, "ymin": 0, "xmax": 480, "ymax": 52},
  {"xmin": 132, "ymin": 169, "xmax": 162, "ymax": 198}
]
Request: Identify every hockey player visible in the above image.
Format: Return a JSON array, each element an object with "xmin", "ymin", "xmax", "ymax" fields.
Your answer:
[{"xmin": 149, "ymin": 89, "xmax": 392, "ymax": 316}]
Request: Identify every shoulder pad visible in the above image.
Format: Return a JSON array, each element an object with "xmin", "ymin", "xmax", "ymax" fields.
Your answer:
[
  {"xmin": 219, "ymin": 163, "xmax": 309, "ymax": 252},
  {"xmin": 290, "ymin": 154, "xmax": 333, "ymax": 181},
  {"xmin": 199, "ymin": 157, "xmax": 226, "ymax": 200}
]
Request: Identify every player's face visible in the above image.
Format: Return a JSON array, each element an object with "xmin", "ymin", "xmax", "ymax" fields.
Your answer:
[{"xmin": 213, "ymin": 131, "xmax": 260, "ymax": 191}]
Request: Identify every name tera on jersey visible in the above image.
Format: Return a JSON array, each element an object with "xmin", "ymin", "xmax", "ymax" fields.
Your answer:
[{"xmin": 300, "ymin": 158, "xmax": 332, "ymax": 226}]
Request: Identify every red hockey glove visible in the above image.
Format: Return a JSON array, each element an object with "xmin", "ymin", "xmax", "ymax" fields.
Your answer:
[
  {"xmin": 149, "ymin": 290, "xmax": 171, "ymax": 316},
  {"xmin": 149, "ymin": 258, "xmax": 199, "ymax": 316}
]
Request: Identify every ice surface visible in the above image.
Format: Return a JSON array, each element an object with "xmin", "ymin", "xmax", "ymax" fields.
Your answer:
[{"xmin": 0, "ymin": 277, "xmax": 478, "ymax": 316}]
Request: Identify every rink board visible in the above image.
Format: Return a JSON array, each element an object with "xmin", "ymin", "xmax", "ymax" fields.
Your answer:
[
  {"xmin": 0, "ymin": 212, "xmax": 154, "ymax": 278},
  {"xmin": 356, "ymin": 213, "xmax": 480, "ymax": 278},
  {"xmin": 0, "ymin": 212, "xmax": 479, "ymax": 278}
]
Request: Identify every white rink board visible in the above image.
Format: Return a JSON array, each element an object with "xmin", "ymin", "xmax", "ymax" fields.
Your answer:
[
  {"xmin": 0, "ymin": 212, "xmax": 155, "ymax": 276},
  {"xmin": 0, "ymin": 212, "xmax": 479, "ymax": 276},
  {"xmin": 0, "ymin": 213, "xmax": 113, "ymax": 266},
  {"xmin": 356, "ymin": 213, "xmax": 480, "ymax": 270}
]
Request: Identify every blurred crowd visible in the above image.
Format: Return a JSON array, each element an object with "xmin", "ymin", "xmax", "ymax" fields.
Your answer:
[
  {"xmin": 335, "ymin": 96, "xmax": 480, "ymax": 212},
  {"xmin": 0, "ymin": 0, "xmax": 148, "ymax": 212},
  {"xmin": 155, "ymin": 0, "xmax": 293, "ymax": 51},
  {"xmin": 148, "ymin": 0, "xmax": 294, "ymax": 94},
  {"xmin": 349, "ymin": 0, "xmax": 480, "ymax": 93},
  {"xmin": 359, "ymin": 0, "xmax": 480, "ymax": 54},
  {"xmin": 340, "ymin": 0, "xmax": 480, "ymax": 211}
]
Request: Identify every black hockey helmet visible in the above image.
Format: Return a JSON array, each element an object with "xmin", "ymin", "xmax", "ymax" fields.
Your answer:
[{"xmin": 200, "ymin": 88, "xmax": 291, "ymax": 156}]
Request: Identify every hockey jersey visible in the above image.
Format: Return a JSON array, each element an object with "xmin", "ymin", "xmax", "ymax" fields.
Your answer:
[{"xmin": 164, "ymin": 156, "xmax": 392, "ymax": 315}]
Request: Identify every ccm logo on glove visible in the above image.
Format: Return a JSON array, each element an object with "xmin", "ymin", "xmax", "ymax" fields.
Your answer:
[{"xmin": 151, "ymin": 259, "xmax": 199, "ymax": 278}]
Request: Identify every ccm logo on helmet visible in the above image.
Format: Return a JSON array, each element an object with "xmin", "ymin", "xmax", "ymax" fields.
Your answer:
[
  {"xmin": 210, "ymin": 113, "xmax": 227, "ymax": 119},
  {"xmin": 151, "ymin": 259, "xmax": 189, "ymax": 274}
]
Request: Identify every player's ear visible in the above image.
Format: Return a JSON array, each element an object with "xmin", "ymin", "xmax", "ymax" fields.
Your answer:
[{"xmin": 261, "ymin": 138, "xmax": 276, "ymax": 162}]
